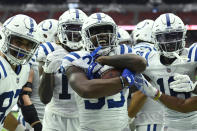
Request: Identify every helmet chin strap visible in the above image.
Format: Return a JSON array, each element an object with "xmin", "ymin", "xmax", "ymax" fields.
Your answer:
[{"xmin": 172, "ymin": 52, "xmax": 189, "ymax": 63}]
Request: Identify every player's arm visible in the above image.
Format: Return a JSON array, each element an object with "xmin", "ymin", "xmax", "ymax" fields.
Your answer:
[
  {"xmin": 96, "ymin": 54, "xmax": 147, "ymax": 73},
  {"xmin": 128, "ymin": 91, "xmax": 147, "ymax": 118},
  {"xmin": 18, "ymin": 68, "xmax": 42, "ymax": 131},
  {"xmin": 158, "ymin": 94, "xmax": 197, "ymax": 113},
  {"xmin": 39, "ymin": 73, "xmax": 55, "ymax": 104},
  {"xmin": 66, "ymin": 66, "xmax": 129, "ymax": 98}
]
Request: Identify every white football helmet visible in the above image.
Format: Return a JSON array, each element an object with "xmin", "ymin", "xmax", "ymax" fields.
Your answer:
[
  {"xmin": 132, "ymin": 19, "xmax": 154, "ymax": 45},
  {"xmin": 82, "ymin": 13, "xmax": 118, "ymax": 55},
  {"xmin": 117, "ymin": 27, "xmax": 132, "ymax": 46},
  {"xmin": 37, "ymin": 19, "xmax": 58, "ymax": 43},
  {"xmin": 0, "ymin": 14, "xmax": 39, "ymax": 65},
  {"xmin": 58, "ymin": 9, "xmax": 88, "ymax": 50},
  {"xmin": 152, "ymin": 13, "xmax": 187, "ymax": 58}
]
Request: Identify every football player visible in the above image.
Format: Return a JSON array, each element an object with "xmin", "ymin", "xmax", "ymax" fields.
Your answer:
[
  {"xmin": 0, "ymin": 14, "xmax": 39, "ymax": 130},
  {"xmin": 17, "ymin": 19, "xmax": 58, "ymax": 131},
  {"xmin": 58, "ymin": 13, "xmax": 147, "ymax": 131},
  {"xmin": 132, "ymin": 13, "xmax": 197, "ymax": 131},
  {"xmin": 128, "ymin": 19, "xmax": 163, "ymax": 131},
  {"xmin": 38, "ymin": 9, "xmax": 88, "ymax": 131}
]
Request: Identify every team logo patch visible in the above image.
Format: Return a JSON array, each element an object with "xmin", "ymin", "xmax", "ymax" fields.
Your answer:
[
  {"xmin": 166, "ymin": 68, "xmax": 171, "ymax": 73},
  {"xmin": 16, "ymin": 78, "xmax": 19, "ymax": 84}
]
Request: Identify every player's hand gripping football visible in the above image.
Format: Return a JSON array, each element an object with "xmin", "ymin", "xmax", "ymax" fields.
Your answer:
[{"xmin": 170, "ymin": 74, "xmax": 197, "ymax": 92}]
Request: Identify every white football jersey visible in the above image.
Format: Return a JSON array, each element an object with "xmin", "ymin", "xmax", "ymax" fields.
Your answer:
[
  {"xmin": 132, "ymin": 42, "xmax": 162, "ymax": 126},
  {"xmin": 61, "ymin": 44, "xmax": 132, "ymax": 130},
  {"xmin": 43, "ymin": 47, "xmax": 80, "ymax": 118},
  {"xmin": 0, "ymin": 56, "xmax": 30, "ymax": 130},
  {"xmin": 143, "ymin": 48, "xmax": 197, "ymax": 130}
]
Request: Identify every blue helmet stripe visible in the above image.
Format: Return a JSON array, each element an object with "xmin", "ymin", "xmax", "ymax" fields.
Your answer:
[
  {"xmin": 4, "ymin": 16, "xmax": 15, "ymax": 27},
  {"xmin": 76, "ymin": 9, "xmax": 79, "ymax": 19},
  {"xmin": 29, "ymin": 18, "xmax": 34, "ymax": 34},
  {"xmin": 166, "ymin": 13, "xmax": 171, "ymax": 27},
  {"xmin": 46, "ymin": 42, "xmax": 55, "ymax": 52},
  {"xmin": 0, "ymin": 61, "xmax": 7, "ymax": 77},
  {"xmin": 70, "ymin": 52, "xmax": 80, "ymax": 59},
  {"xmin": 96, "ymin": 13, "xmax": 102, "ymax": 22}
]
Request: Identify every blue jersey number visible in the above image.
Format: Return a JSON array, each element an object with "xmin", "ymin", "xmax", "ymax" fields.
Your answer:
[
  {"xmin": 59, "ymin": 74, "xmax": 71, "ymax": 99},
  {"xmin": 157, "ymin": 76, "xmax": 191, "ymax": 99},
  {"xmin": 0, "ymin": 89, "xmax": 21, "ymax": 124},
  {"xmin": 84, "ymin": 91, "xmax": 125, "ymax": 109}
]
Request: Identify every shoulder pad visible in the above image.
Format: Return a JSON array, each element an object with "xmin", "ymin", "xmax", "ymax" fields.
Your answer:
[
  {"xmin": 188, "ymin": 43, "xmax": 197, "ymax": 62},
  {"xmin": 114, "ymin": 44, "xmax": 133, "ymax": 55},
  {"xmin": 36, "ymin": 42, "xmax": 57, "ymax": 61},
  {"xmin": 61, "ymin": 51, "xmax": 89, "ymax": 72}
]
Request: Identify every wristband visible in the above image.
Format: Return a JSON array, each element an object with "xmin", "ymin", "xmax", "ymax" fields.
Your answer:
[
  {"xmin": 154, "ymin": 90, "xmax": 162, "ymax": 101},
  {"xmin": 119, "ymin": 76, "xmax": 125, "ymax": 89}
]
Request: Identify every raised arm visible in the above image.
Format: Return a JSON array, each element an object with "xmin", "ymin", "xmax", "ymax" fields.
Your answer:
[{"xmin": 96, "ymin": 54, "xmax": 147, "ymax": 73}]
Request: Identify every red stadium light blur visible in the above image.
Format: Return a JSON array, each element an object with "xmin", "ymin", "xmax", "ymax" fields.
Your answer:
[{"xmin": 119, "ymin": 25, "xmax": 197, "ymax": 30}]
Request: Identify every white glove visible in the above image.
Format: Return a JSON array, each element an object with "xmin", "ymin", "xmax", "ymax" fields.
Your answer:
[
  {"xmin": 170, "ymin": 74, "xmax": 197, "ymax": 92},
  {"xmin": 134, "ymin": 74, "xmax": 162, "ymax": 100},
  {"xmin": 43, "ymin": 50, "xmax": 66, "ymax": 73}
]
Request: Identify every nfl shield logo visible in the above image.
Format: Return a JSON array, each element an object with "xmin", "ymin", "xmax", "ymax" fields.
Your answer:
[
  {"xmin": 16, "ymin": 78, "xmax": 19, "ymax": 84},
  {"xmin": 167, "ymin": 68, "xmax": 171, "ymax": 73}
]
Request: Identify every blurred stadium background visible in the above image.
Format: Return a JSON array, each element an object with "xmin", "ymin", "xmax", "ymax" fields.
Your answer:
[
  {"xmin": 1, "ymin": 0, "xmax": 197, "ymax": 130},
  {"xmin": 1, "ymin": 0, "xmax": 197, "ymax": 47}
]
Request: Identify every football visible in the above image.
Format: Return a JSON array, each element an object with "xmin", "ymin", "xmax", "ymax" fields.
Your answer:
[{"xmin": 100, "ymin": 69, "xmax": 121, "ymax": 79}]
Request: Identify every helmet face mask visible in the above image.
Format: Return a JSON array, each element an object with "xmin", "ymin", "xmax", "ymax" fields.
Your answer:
[
  {"xmin": 82, "ymin": 13, "xmax": 118, "ymax": 55},
  {"xmin": 59, "ymin": 23, "xmax": 82, "ymax": 44},
  {"xmin": 86, "ymin": 24, "xmax": 115, "ymax": 50},
  {"xmin": 156, "ymin": 31, "xmax": 183, "ymax": 53},
  {"xmin": 58, "ymin": 9, "xmax": 88, "ymax": 50},
  {"xmin": 152, "ymin": 13, "xmax": 187, "ymax": 58}
]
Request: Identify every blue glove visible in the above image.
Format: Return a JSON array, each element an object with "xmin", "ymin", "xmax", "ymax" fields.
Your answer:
[
  {"xmin": 122, "ymin": 69, "xmax": 135, "ymax": 87},
  {"xmin": 87, "ymin": 46, "xmax": 103, "ymax": 79},
  {"xmin": 133, "ymin": 74, "xmax": 147, "ymax": 92}
]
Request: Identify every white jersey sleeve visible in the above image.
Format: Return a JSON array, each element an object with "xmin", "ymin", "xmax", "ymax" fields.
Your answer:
[
  {"xmin": 113, "ymin": 44, "xmax": 133, "ymax": 55},
  {"xmin": 188, "ymin": 42, "xmax": 197, "ymax": 62},
  {"xmin": 0, "ymin": 58, "xmax": 8, "ymax": 80},
  {"xmin": 36, "ymin": 42, "xmax": 62, "ymax": 62},
  {"xmin": 61, "ymin": 51, "xmax": 90, "ymax": 73}
]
